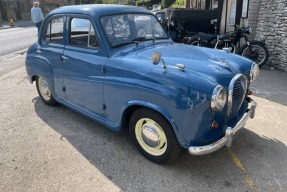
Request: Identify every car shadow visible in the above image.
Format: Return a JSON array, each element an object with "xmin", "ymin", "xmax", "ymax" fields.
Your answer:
[
  {"xmin": 250, "ymin": 66, "xmax": 287, "ymax": 106},
  {"xmin": 33, "ymin": 96, "xmax": 287, "ymax": 191}
]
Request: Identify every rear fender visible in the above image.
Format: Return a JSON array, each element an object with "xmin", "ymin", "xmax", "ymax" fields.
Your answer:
[
  {"xmin": 249, "ymin": 40, "xmax": 266, "ymax": 45},
  {"xmin": 26, "ymin": 54, "xmax": 54, "ymax": 92}
]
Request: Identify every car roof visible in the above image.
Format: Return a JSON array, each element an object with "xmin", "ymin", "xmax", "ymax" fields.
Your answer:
[{"xmin": 47, "ymin": 4, "xmax": 152, "ymax": 17}]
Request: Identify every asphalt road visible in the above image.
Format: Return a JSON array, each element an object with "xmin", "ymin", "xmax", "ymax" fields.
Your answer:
[
  {"xmin": 0, "ymin": 27, "xmax": 37, "ymax": 57},
  {"xmin": 0, "ymin": 53, "xmax": 287, "ymax": 191},
  {"xmin": 0, "ymin": 26, "xmax": 37, "ymax": 76}
]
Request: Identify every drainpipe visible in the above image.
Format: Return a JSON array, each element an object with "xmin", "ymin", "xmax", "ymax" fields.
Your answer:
[{"xmin": 224, "ymin": 0, "xmax": 228, "ymax": 33}]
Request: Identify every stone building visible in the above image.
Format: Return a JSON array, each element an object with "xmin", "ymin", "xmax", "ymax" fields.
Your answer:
[{"xmin": 249, "ymin": 0, "xmax": 287, "ymax": 71}]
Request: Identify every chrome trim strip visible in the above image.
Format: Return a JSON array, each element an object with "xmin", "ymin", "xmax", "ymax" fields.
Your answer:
[{"xmin": 189, "ymin": 100, "xmax": 257, "ymax": 155}]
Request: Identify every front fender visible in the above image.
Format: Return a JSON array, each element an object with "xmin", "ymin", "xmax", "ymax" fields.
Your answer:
[
  {"xmin": 250, "ymin": 40, "xmax": 266, "ymax": 45},
  {"xmin": 122, "ymin": 100, "xmax": 180, "ymax": 139}
]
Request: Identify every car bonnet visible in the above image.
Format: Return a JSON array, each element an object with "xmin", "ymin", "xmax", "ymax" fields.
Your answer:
[{"xmin": 135, "ymin": 43, "xmax": 241, "ymax": 76}]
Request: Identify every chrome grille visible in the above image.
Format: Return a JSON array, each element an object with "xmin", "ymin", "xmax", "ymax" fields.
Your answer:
[{"xmin": 227, "ymin": 74, "xmax": 247, "ymax": 118}]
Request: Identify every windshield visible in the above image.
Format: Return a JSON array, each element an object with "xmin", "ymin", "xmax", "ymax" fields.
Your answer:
[{"xmin": 101, "ymin": 14, "xmax": 168, "ymax": 47}]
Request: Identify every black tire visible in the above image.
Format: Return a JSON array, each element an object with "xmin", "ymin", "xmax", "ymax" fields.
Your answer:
[
  {"xmin": 129, "ymin": 108, "xmax": 182, "ymax": 164},
  {"xmin": 187, "ymin": 35, "xmax": 200, "ymax": 46},
  {"xmin": 239, "ymin": 42, "xmax": 269, "ymax": 67},
  {"xmin": 36, "ymin": 76, "xmax": 58, "ymax": 106}
]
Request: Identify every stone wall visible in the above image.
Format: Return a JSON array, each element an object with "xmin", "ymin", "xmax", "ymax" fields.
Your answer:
[
  {"xmin": 250, "ymin": 0, "xmax": 287, "ymax": 71},
  {"xmin": 245, "ymin": 0, "xmax": 261, "ymax": 40}
]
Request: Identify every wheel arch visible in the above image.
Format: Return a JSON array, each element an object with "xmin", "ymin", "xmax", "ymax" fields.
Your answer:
[
  {"xmin": 26, "ymin": 54, "xmax": 56, "ymax": 95},
  {"xmin": 121, "ymin": 101, "xmax": 181, "ymax": 144}
]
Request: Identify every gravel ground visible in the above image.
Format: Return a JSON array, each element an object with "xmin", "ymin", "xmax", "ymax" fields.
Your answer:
[{"xmin": 0, "ymin": 55, "xmax": 287, "ymax": 192}]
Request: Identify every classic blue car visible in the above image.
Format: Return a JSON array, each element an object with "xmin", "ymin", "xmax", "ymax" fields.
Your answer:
[{"xmin": 25, "ymin": 4, "xmax": 259, "ymax": 163}]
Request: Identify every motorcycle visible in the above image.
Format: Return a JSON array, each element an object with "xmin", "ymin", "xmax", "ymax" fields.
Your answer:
[{"xmin": 187, "ymin": 26, "xmax": 269, "ymax": 67}]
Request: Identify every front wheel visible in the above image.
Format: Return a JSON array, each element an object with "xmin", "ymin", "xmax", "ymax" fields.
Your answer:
[
  {"xmin": 129, "ymin": 108, "xmax": 181, "ymax": 164},
  {"xmin": 187, "ymin": 35, "xmax": 200, "ymax": 46},
  {"xmin": 36, "ymin": 76, "xmax": 58, "ymax": 106},
  {"xmin": 239, "ymin": 42, "xmax": 269, "ymax": 67}
]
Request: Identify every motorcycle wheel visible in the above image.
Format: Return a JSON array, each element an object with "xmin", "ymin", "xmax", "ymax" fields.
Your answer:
[
  {"xmin": 239, "ymin": 42, "xmax": 269, "ymax": 67},
  {"xmin": 187, "ymin": 35, "xmax": 200, "ymax": 46}
]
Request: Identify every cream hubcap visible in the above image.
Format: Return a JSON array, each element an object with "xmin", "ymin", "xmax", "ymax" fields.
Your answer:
[
  {"xmin": 38, "ymin": 77, "xmax": 51, "ymax": 101},
  {"xmin": 135, "ymin": 118, "xmax": 167, "ymax": 156}
]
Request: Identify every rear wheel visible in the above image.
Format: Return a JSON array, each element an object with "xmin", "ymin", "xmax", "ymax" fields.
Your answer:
[
  {"xmin": 36, "ymin": 76, "xmax": 58, "ymax": 106},
  {"xmin": 129, "ymin": 108, "xmax": 181, "ymax": 164},
  {"xmin": 239, "ymin": 42, "xmax": 269, "ymax": 67}
]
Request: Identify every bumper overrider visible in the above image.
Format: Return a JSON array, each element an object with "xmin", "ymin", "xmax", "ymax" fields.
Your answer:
[{"xmin": 189, "ymin": 98, "xmax": 257, "ymax": 155}]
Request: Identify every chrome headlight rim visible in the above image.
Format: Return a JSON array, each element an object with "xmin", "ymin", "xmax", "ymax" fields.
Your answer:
[
  {"xmin": 250, "ymin": 62, "xmax": 259, "ymax": 82},
  {"xmin": 211, "ymin": 85, "xmax": 227, "ymax": 112}
]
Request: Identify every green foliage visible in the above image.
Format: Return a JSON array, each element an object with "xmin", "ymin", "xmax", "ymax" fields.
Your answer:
[
  {"xmin": 161, "ymin": 0, "xmax": 176, "ymax": 8},
  {"xmin": 172, "ymin": 0, "xmax": 184, "ymax": 8},
  {"xmin": 136, "ymin": 0, "xmax": 150, "ymax": 7},
  {"xmin": 100, "ymin": 0, "xmax": 118, "ymax": 4},
  {"xmin": 93, "ymin": 0, "xmax": 161, "ymax": 9},
  {"xmin": 136, "ymin": 0, "xmax": 161, "ymax": 9},
  {"xmin": 94, "ymin": 0, "xmax": 103, "ymax": 4}
]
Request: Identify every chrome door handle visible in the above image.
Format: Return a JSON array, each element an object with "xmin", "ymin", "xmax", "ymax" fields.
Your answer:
[
  {"xmin": 37, "ymin": 49, "xmax": 42, "ymax": 53},
  {"xmin": 61, "ymin": 55, "xmax": 69, "ymax": 60}
]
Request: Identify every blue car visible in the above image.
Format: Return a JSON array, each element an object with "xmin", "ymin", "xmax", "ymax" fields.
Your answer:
[{"xmin": 25, "ymin": 4, "xmax": 259, "ymax": 163}]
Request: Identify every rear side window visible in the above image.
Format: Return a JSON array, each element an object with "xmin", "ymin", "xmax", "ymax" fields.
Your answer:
[
  {"xmin": 44, "ymin": 17, "xmax": 64, "ymax": 44},
  {"xmin": 69, "ymin": 18, "xmax": 99, "ymax": 49}
]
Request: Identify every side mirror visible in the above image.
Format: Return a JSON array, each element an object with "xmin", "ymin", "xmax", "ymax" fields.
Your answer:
[
  {"xmin": 152, "ymin": 52, "xmax": 162, "ymax": 64},
  {"xmin": 151, "ymin": 51, "xmax": 167, "ymax": 68}
]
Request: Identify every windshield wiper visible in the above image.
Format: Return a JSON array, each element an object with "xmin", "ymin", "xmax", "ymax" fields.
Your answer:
[
  {"xmin": 112, "ymin": 37, "xmax": 147, "ymax": 48},
  {"xmin": 132, "ymin": 36, "xmax": 146, "ymax": 42}
]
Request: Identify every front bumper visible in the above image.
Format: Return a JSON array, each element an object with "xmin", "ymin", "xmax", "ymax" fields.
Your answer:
[{"xmin": 188, "ymin": 99, "xmax": 257, "ymax": 155}]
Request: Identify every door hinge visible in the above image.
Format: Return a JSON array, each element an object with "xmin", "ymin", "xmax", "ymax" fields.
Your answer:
[
  {"xmin": 62, "ymin": 87, "xmax": 66, "ymax": 92},
  {"xmin": 102, "ymin": 104, "xmax": 106, "ymax": 110}
]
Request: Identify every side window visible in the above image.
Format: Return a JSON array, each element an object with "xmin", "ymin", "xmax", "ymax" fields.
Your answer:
[
  {"xmin": 156, "ymin": 13, "xmax": 165, "ymax": 22},
  {"xmin": 44, "ymin": 17, "xmax": 64, "ymax": 44},
  {"xmin": 69, "ymin": 18, "xmax": 98, "ymax": 49}
]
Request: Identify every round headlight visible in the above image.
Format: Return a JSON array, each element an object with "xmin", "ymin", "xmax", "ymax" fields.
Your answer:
[
  {"xmin": 250, "ymin": 62, "xmax": 259, "ymax": 82},
  {"xmin": 211, "ymin": 85, "xmax": 227, "ymax": 112}
]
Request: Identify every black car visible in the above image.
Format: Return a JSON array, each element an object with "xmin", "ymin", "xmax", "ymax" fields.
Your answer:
[{"xmin": 153, "ymin": 8, "xmax": 218, "ymax": 42}]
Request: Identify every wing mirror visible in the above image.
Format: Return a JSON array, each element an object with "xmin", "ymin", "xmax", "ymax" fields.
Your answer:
[{"xmin": 152, "ymin": 52, "xmax": 166, "ymax": 68}]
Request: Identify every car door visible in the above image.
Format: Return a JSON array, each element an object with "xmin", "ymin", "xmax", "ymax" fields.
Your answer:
[
  {"xmin": 62, "ymin": 16, "xmax": 107, "ymax": 116},
  {"xmin": 39, "ymin": 15, "xmax": 66, "ymax": 99}
]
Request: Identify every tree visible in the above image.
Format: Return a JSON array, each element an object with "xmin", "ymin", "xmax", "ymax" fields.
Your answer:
[
  {"xmin": 94, "ymin": 0, "xmax": 103, "ymax": 3},
  {"xmin": 172, "ymin": 0, "xmax": 184, "ymax": 8},
  {"xmin": 161, "ymin": 0, "xmax": 176, "ymax": 8},
  {"xmin": 136, "ymin": 0, "xmax": 161, "ymax": 9}
]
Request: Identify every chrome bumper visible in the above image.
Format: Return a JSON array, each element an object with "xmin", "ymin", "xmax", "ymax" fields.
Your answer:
[{"xmin": 189, "ymin": 100, "xmax": 257, "ymax": 155}]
